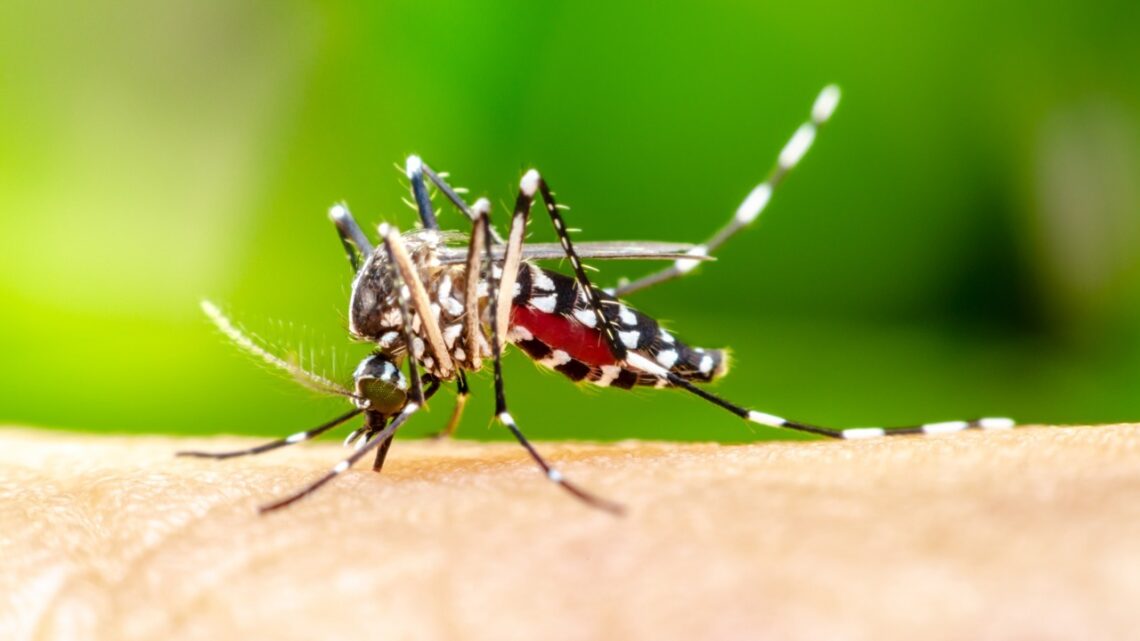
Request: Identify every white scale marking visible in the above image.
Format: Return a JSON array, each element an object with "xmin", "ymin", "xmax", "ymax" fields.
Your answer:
[
  {"xmin": 532, "ymin": 267, "xmax": 555, "ymax": 292},
  {"xmin": 333, "ymin": 460, "xmax": 351, "ymax": 474},
  {"xmin": 659, "ymin": 329, "xmax": 675, "ymax": 344},
  {"xmin": 443, "ymin": 324, "xmax": 463, "ymax": 348},
  {"xmin": 812, "ymin": 84, "xmax": 842, "ymax": 123},
  {"xmin": 625, "ymin": 351, "xmax": 669, "ymax": 377},
  {"xmin": 573, "ymin": 308, "xmax": 598, "ymax": 327},
  {"xmin": 779, "ymin": 123, "xmax": 816, "ymax": 170},
  {"xmin": 922, "ymin": 421, "xmax": 969, "ymax": 435},
  {"xmin": 698, "ymin": 354, "xmax": 714, "ymax": 374},
  {"xmin": 595, "ymin": 365, "xmax": 621, "ymax": 387},
  {"xmin": 405, "ymin": 155, "xmax": 423, "ymax": 177},
  {"xmin": 541, "ymin": 350, "xmax": 572, "ymax": 368},
  {"xmin": 520, "ymin": 170, "xmax": 540, "ymax": 197},
  {"xmin": 979, "ymin": 417, "xmax": 1015, "ymax": 430},
  {"xmin": 674, "ymin": 245, "xmax": 707, "ymax": 274},
  {"xmin": 286, "ymin": 432, "xmax": 307, "ymax": 444},
  {"xmin": 735, "ymin": 183, "xmax": 772, "ymax": 225},
  {"xmin": 842, "ymin": 427, "xmax": 887, "ymax": 439},
  {"xmin": 530, "ymin": 294, "xmax": 557, "ymax": 313},
  {"xmin": 748, "ymin": 411, "xmax": 787, "ymax": 428},
  {"xmin": 656, "ymin": 349, "xmax": 679, "ymax": 368},
  {"xmin": 618, "ymin": 306, "xmax": 637, "ymax": 326},
  {"xmin": 619, "ymin": 331, "xmax": 641, "ymax": 349},
  {"xmin": 547, "ymin": 469, "xmax": 563, "ymax": 482},
  {"xmin": 438, "ymin": 274, "xmax": 452, "ymax": 301}
]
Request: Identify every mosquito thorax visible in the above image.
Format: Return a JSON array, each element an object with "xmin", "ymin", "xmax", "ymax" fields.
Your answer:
[
  {"xmin": 348, "ymin": 248, "xmax": 399, "ymax": 341},
  {"xmin": 352, "ymin": 354, "xmax": 409, "ymax": 414}
]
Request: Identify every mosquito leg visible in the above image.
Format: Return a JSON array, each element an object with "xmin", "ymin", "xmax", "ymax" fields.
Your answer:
[
  {"xmin": 462, "ymin": 199, "xmax": 491, "ymax": 371},
  {"xmin": 523, "ymin": 169, "xmax": 629, "ymax": 361},
  {"xmin": 177, "ymin": 409, "xmax": 363, "ymax": 460},
  {"xmin": 619, "ymin": 350, "xmax": 1016, "ymax": 439},
  {"xmin": 478, "ymin": 198, "xmax": 624, "ymax": 515},
  {"xmin": 371, "ymin": 376, "xmax": 441, "ymax": 471},
  {"xmin": 404, "ymin": 155, "xmax": 441, "ymax": 230},
  {"xmin": 260, "ymin": 232, "xmax": 436, "ymax": 512},
  {"xmin": 612, "ymin": 84, "xmax": 842, "ymax": 297},
  {"xmin": 413, "ymin": 158, "xmax": 506, "ymax": 244},
  {"xmin": 429, "ymin": 371, "xmax": 469, "ymax": 440},
  {"xmin": 328, "ymin": 203, "xmax": 374, "ymax": 272},
  {"xmin": 378, "ymin": 223, "xmax": 456, "ymax": 379},
  {"xmin": 372, "ymin": 431, "xmax": 396, "ymax": 473},
  {"xmin": 510, "ymin": 166, "xmax": 1015, "ymax": 441},
  {"xmin": 258, "ymin": 402, "xmax": 423, "ymax": 513}
]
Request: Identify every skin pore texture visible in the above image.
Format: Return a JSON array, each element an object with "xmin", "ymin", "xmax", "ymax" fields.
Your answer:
[{"xmin": 3, "ymin": 424, "xmax": 1140, "ymax": 641}]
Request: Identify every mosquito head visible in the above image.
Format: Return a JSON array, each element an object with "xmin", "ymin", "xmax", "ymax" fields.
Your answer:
[{"xmin": 352, "ymin": 354, "xmax": 408, "ymax": 415}]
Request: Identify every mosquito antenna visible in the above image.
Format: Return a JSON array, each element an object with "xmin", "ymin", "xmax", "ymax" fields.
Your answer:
[{"xmin": 201, "ymin": 300, "xmax": 355, "ymax": 398}]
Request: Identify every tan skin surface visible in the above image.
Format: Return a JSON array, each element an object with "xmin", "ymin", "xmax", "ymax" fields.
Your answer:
[{"xmin": 3, "ymin": 425, "xmax": 1140, "ymax": 641}]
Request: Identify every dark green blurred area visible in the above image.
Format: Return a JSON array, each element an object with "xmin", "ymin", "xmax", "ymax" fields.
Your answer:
[{"xmin": 2, "ymin": 1, "xmax": 1138, "ymax": 442}]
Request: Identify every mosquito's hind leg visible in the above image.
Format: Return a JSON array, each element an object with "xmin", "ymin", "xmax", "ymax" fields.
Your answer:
[{"xmin": 611, "ymin": 84, "xmax": 841, "ymax": 297}]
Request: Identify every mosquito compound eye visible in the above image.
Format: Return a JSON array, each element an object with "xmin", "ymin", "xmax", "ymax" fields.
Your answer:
[
  {"xmin": 355, "ymin": 376, "xmax": 408, "ymax": 415},
  {"xmin": 352, "ymin": 355, "xmax": 408, "ymax": 414}
]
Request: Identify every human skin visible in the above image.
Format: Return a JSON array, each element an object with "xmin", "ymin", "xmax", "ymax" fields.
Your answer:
[{"xmin": 3, "ymin": 425, "xmax": 1140, "ymax": 641}]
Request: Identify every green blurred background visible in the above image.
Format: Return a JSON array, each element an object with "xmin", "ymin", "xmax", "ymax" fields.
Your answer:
[{"xmin": 2, "ymin": 1, "xmax": 1138, "ymax": 442}]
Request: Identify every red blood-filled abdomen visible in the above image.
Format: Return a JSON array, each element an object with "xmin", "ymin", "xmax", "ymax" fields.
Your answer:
[{"xmin": 510, "ymin": 305, "xmax": 616, "ymax": 367}]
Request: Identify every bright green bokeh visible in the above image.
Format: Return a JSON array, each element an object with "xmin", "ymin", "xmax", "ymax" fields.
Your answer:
[{"xmin": 2, "ymin": 1, "xmax": 1138, "ymax": 441}]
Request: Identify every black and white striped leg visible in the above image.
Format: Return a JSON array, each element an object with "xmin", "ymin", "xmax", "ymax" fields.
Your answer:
[
  {"xmin": 404, "ymin": 155, "xmax": 506, "ymax": 243},
  {"xmin": 328, "ymin": 203, "xmax": 374, "ymax": 272},
  {"xmin": 624, "ymin": 350, "xmax": 1015, "ymax": 439},
  {"xmin": 491, "ymin": 170, "xmax": 625, "ymax": 360},
  {"xmin": 527, "ymin": 170, "xmax": 629, "ymax": 360},
  {"xmin": 612, "ymin": 84, "xmax": 842, "ymax": 297},
  {"xmin": 505, "ymin": 169, "xmax": 1016, "ymax": 441},
  {"xmin": 176, "ymin": 408, "xmax": 363, "ymax": 460},
  {"xmin": 478, "ymin": 201, "xmax": 624, "ymax": 515},
  {"xmin": 258, "ymin": 402, "xmax": 423, "ymax": 513}
]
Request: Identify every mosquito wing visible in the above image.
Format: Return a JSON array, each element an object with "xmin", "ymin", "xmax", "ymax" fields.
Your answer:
[{"xmin": 435, "ymin": 241, "xmax": 715, "ymax": 265}]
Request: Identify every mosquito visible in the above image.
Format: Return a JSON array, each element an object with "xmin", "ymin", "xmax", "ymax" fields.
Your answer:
[{"xmin": 180, "ymin": 85, "xmax": 1015, "ymax": 515}]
